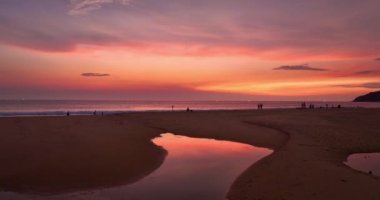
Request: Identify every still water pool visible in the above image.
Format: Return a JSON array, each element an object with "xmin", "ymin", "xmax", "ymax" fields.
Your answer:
[
  {"xmin": 344, "ymin": 153, "xmax": 380, "ymax": 177},
  {"xmin": 0, "ymin": 133, "xmax": 273, "ymax": 200}
]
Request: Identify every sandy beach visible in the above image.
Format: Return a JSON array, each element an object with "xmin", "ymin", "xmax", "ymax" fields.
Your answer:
[{"xmin": 1, "ymin": 108, "xmax": 380, "ymax": 199}]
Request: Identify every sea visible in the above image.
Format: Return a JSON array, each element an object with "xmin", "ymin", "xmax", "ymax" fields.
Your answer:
[{"xmin": 0, "ymin": 100, "xmax": 379, "ymax": 117}]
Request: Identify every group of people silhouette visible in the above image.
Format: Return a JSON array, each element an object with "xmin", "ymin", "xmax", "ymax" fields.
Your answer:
[
  {"xmin": 301, "ymin": 102, "xmax": 316, "ymax": 109},
  {"xmin": 301, "ymin": 102, "xmax": 342, "ymax": 109},
  {"xmin": 66, "ymin": 110, "xmax": 104, "ymax": 116}
]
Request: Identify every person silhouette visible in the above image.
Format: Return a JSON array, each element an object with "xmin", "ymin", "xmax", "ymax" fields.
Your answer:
[{"xmin": 257, "ymin": 103, "xmax": 263, "ymax": 110}]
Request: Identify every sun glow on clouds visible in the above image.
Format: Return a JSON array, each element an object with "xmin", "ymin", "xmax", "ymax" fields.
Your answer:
[
  {"xmin": 1, "ymin": 42, "xmax": 379, "ymax": 100},
  {"xmin": 197, "ymin": 78, "xmax": 380, "ymax": 96}
]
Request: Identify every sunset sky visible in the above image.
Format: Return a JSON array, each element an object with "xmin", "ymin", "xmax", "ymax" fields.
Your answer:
[{"xmin": 1, "ymin": 0, "xmax": 379, "ymax": 101}]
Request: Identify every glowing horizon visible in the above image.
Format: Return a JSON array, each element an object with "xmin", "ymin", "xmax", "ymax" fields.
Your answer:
[{"xmin": 1, "ymin": 0, "xmax": 379, "ymax": 101}]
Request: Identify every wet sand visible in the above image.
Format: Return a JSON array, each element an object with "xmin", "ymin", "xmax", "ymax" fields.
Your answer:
[{"xmin": 0, "ymin": 109, "xmax": 380, "ymax": 199}]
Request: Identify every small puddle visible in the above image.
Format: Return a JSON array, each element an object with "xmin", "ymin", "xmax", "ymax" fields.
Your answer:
[
  {"xmin": 0, "ymin": 133, "xmax": 273, "ymax": 200},
  {"xmin": 344, "ymin": 153, "xmax": 380, "ymax": 177}
]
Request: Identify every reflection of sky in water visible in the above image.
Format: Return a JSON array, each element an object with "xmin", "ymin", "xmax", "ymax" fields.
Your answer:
[
  {"xmin": 0, "ymin": 133, "xmax": 272, "ymax": 200},
  {"xmin": 344, "ymin": 153, "xmax": 380, "ymax": 177}
]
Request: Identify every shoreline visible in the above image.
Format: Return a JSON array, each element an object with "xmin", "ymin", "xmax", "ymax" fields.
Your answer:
[
  {"xmin": 0, "ymin": 106, "xmax": 377, "ymax": 118},
  {"xmin": 0, "ymin": 109, "xmax": 380, "ymax": 199}
]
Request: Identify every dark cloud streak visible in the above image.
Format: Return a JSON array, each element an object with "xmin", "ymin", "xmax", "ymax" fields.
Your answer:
[
  {"xmin": 274, "ymin": 64, "xmax": 328, "ymax": 71},
  {"xmin": 81, "ymin": 73, "xmax": 110, "ymax": 77},
  {"xmin": 334, "ymin": 82, "xmax": 380, "ymax": 89},
  {"xmin": 355, "ymin": 70, "xmax": 380, "ymax": 75}
]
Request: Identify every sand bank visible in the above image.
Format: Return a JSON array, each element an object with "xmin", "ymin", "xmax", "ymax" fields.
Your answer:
[{"xmin": 0, "ymin": 109, "xmax": 379, "ymax": 199}]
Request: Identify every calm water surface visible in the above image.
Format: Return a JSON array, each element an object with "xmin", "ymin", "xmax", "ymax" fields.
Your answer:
[
  {"xmin": 0, "ymin": 133, "xmax": 273, "ymax": 200},
  {"xmin": 1, "ymin": 100, "xmax": 380, "ymax": 116},
  {"xmin": 344, "ymin": 153, "xmax": 380, "ymax": 177}
]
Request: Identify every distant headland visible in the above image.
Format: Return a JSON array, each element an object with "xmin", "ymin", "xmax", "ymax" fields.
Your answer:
[{"xmin": 353, "ymin": 91, "xmax": 380, "ymax": 102}]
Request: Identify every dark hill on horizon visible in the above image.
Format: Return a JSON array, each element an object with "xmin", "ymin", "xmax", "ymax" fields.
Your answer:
[{"xmin": 353, "ymin": 91, "xmax": 380, "ymax": 102}]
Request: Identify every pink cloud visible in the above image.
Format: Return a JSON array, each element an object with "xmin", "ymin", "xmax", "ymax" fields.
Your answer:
[{"xmin": 68, "ymin": 0, "xmax": 132, "ymax": 15}]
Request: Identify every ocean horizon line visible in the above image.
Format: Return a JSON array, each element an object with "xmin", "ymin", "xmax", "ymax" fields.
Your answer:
[{"xmin": 1, "ymin": 100, "xmax": 380, "ymax": 117}]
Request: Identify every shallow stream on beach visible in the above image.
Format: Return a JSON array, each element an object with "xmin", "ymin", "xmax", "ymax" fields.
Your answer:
[
  {"xmin": 344, "ymin": 153, "xmax": 380, "ymax": 177},
  {"xmin": 0, "ymin": 133, "xmax": 273, "ymax": 200}
]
